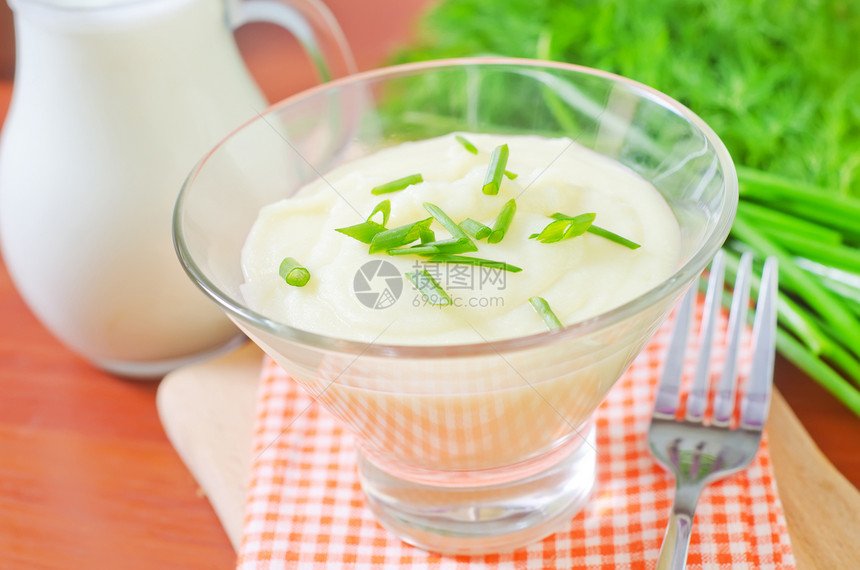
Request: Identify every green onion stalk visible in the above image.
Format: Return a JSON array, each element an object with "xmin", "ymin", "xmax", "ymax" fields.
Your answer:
[{"xmin": 719, "ymin": 169, "xmax": 860, "ymax": 417}]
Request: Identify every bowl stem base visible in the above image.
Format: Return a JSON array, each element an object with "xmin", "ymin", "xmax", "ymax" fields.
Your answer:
[{"xmin": 356, "ymin": 420, "xmax": 597, "ymax": 555}]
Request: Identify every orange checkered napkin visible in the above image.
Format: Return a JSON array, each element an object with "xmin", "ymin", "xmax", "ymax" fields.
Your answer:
[{"xmin": 237, "ymin": 314, "xmax": 795, "ymax": 569}]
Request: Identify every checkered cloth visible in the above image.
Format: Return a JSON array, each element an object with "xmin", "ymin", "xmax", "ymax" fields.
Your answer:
[{"xmin": 237, "ymin": 306, "xmax": 795, "ymax": 569}]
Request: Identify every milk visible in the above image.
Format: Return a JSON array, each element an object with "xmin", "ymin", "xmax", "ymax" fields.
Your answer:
[{"xmin": 0, "ymin": 0, "xmax": 269, "ymax": 375}]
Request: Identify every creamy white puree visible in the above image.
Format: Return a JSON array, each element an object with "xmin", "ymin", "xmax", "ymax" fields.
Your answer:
[{"xmin": 240, "ymin": 133, "xmax": 680, "ymax": 345}]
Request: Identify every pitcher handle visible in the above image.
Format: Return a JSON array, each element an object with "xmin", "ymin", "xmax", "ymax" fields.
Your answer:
[{"xmin": 229, "ymin": 0, "xmax": 356, "ymax": 82}]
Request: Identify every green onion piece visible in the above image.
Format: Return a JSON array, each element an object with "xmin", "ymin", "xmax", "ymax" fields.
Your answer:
[
  {"xmin": 482, "ymin": 144, "xmax": 510, "ymax": 195},
  {"xmin": 278, "ymin": 257, "xmax": 310, "ymax": 287},
  {"xmin": 423, "ymin": 202, "xmax": 470, "ymax": 240},
  {"xmin": 550, "ymin": 213, "xmax": 640, "ymax": 249},
  {"xmin": 530, "ymin": 213, "xmax": 595, "ymax": 243},
  {"xmin": 529, "ymin": 296, "xmax": 563, "ymax": 330},
  {"xmin": 418, "ymin": 237, "xmax": 478, "ymax": 254},
  {"xmin": 504, "ymin": 170, "xmax": 518, "ymax": 180},
  {"xmin": 367, "ymin": 199, "xmax": 391, "ymax": 226},
  {"xmin": 335, "ymin": 221, "xmax": 386, "ymax": 244},
  {"xmin": 406, "ymin": 270, "xmax": 452, "ymax": 306},
  {"xmin": 587, "ymin": 225, "xmax": 641, "ymax": 249},
  {"xmin": 388, "ymin": 237, "xmax": 478, "ymax": 256},
  {"xmin": 419, "ymin": 226, "xmax": 436, "ymax": 244},
  {"xmin": 459, "ymin": 218, "xmax": 492, "ymax": 240},
  {"xmin": 371, "ymin": 173, "xmax": 424, "ymax": 195},
  {"xmin": 455, "ymin": 135, "xmax": 478, "ymax": 154},
  {"xmin": 564, "ymin": 215, "xmax": 595, "ymax": 239},
  {"xmin": 488, "ymin": 199, "xmax": 517, "ymax": 244},
  {"xmin": 528, "ymin": 219, "xmax": 569, "ymax": 241},
  {"xmin": 368, "ymin": 217, "xmax": 433, "ymax": 253},
  {"xmin": 427, "ymin": 254, "xmax": 522, "ymax": 273},
  {"xmin": 388, "ymin": 246, "xmax": 431, "ymax": 256}
]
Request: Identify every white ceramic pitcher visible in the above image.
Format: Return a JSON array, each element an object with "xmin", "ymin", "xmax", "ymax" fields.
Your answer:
[{"xmin": 0, "ymin": 0, "xmax": 355, "ymax": 377}]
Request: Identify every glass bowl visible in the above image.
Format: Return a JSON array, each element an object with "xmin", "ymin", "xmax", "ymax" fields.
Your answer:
[{"xmin": 173, "ymin": 57, "xmax": 737, "ymax": 555}]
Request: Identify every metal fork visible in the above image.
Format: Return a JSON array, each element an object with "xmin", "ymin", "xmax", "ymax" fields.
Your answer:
[{"xmin": 648, "ymin": 250, "xmax": 779, "ymax": 569}]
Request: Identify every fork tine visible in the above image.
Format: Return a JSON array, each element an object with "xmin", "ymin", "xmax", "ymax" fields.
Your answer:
[
  {"xmin": 712, "ymin": 252, "xmax": 753, "ymax": 426},
  {"xmin": 686, "ymin": 250, "xmax": 726, "ymax": 422},
  {"xmin": 650, "ymin": 254, "xmax": 778, "ymax": 570},
  {"xmin": 653, "ymin": 283, "xmax": 697, "ymax": 418},
  {"xmin": 741, "ymin": 257, "xmax": 779, "ymax": 429}
]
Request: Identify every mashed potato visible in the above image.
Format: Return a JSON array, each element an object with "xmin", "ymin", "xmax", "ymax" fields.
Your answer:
[{"xmin": 240, "ymin": 133, "xmax": 679, "ymax": 345}]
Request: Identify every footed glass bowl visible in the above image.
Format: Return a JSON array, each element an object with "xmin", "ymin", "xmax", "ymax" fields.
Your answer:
[{"xmin": 173, "ymin": 57, "xmax": 737, "ymax": 555}]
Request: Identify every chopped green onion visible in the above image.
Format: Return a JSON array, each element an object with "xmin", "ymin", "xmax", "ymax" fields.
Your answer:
[
  {"xmin": 423, "ymin": 202, "xmax": 470, "ymax": 240},
  {"xmin": 367, "ymin": 199, "xmax": 391, "ymax": 226},
  {"xmin": 278, "ymin": 257, "xmax": 310, "ymax": 287},
  {"xmin": 371, "ymin": 173, "xmax": 424, "ymax": 195},
  {"xmin": 459, "ymin": 218, "xmax": 492, "ymax": 240},
  {"xmin": 406, "ymin": 270, "xmax": 452, "ymax": 306},
  {"xmin": 529, "ymin": 296, "xmax": 563, "ymax": 330},
  {"xmin": 368, "ymin": 217, "xmax": 433, "ymax": 253},
  {"xmin": 336, "ymin": 200, "xmax": 394, "ymax": 244},
  {"xmin": 388, "ymin": 237, "xmax": 478, "ymax": 256},
  {"xmin": 530, "ymin": 213, "xmax": 595, "ymax": 243},
  {"xmin": 433, "ymin": 237, "xmax": 479, "ymax": 254},
  {"xmin": 453, "ymin": 136, "xmax": 517, "ymax": 180},
  {"xmin": 482, "ymin": 144, "xmax": 509, "ymax": 195},
  {"xmin": 529, "ymin": 219, "xmax": 570, "ymax": 242},
  {"xmin": 335, "ymin": 220, "xmax": 386, "ymax": 244},
  {"xmin": 488, "ymin": 199, "xmax": 517, "ymax": 244},
  {"xmin": 560, "ymin": 213, "xmax": 595, "ymax": 240},
  {"xmin": 550, "ymin": 213, "xmax": 640, "ymax": 249},
  {"xmin": 587, "ymin": 226, "xmax": 640, "ymax": 249},
  {"xmin": 561, "ymin": 216, "xmax": 593, "ymax": 239},
  {"xmin": 427, "ymin": 254, "xmax": 522, "ymax": 273},
  {"xmin": 455, "ymin": 135, "xmax": 478, "ymax": 154},
  {"xmin": 419, "ymin": 226, "xmax": 436, "ymax": 244}
]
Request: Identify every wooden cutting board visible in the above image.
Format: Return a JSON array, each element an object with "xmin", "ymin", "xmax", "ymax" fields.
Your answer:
[{"xmin": 156, "ymin": 342, "xmax": 860, "ymax": 568}]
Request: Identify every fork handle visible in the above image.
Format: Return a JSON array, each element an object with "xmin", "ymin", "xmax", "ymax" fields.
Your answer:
[{"xmin": 657, "ymin": 485, "xmax": 703, "ymax": 570}]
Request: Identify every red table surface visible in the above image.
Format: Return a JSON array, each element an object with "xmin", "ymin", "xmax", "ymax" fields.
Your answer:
[{"xmin": 0, "ymin": 2, "xmax": 857, "ymax": 569}]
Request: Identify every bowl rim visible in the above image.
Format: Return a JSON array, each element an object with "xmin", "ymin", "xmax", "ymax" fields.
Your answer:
[{"xmin": 173, "ymin": 56, "xmax": 738, "ymax": 358}]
